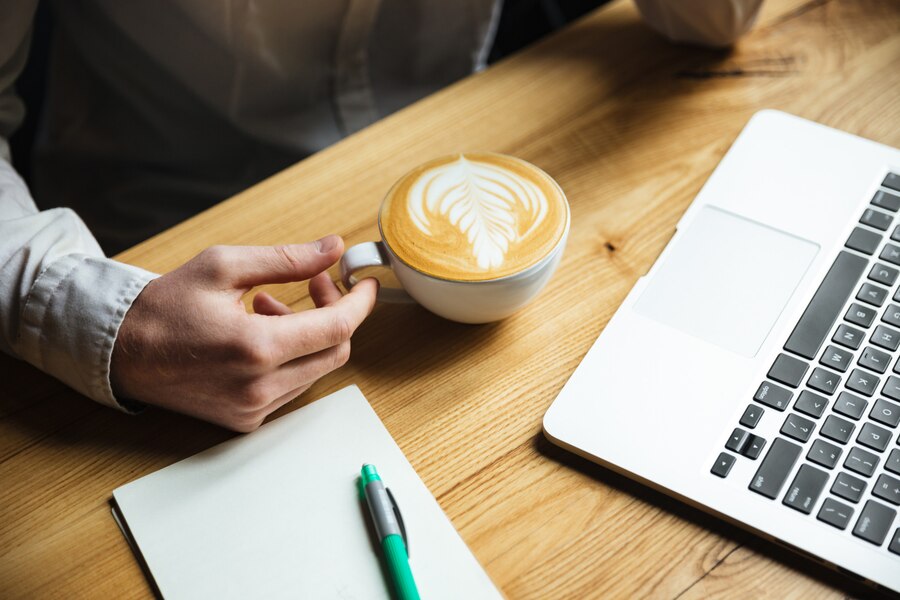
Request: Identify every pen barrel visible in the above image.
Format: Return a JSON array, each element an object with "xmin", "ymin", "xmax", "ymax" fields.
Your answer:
[
  {"xmin": 364, "ymin": 480, "xmax": 402, "ymax": 540},
  {"xmin": 382, "ymin": 534, "xmax": 420, "ymax": 600}
]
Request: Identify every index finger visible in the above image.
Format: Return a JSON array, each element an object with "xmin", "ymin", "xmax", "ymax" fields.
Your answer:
[{"xmin": 264, "ymin": 278, "xmax": 378, "ymax": 363}]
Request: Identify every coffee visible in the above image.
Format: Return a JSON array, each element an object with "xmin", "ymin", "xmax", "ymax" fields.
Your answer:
[
  {"xmin": 342, "ymin": 153, "xmax": 570, "ymax": 322},
  {"xmin": 379, "ymin": 153, "xmax": 568, "ymax": 281}
]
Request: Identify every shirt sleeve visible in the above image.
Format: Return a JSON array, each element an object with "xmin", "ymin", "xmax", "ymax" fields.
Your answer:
[
  {"xmin": 0, "ymin": 2, "xmax": 158, "ymax": 412},
  {"xmin": 633, "ymin": 0, "xmax": 764, "ymax": 47}
]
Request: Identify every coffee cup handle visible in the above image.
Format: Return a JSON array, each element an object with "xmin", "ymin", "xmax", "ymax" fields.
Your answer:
[{"xmin": 340, "ymin": 242, "xmax": 416, "ymax": 304}]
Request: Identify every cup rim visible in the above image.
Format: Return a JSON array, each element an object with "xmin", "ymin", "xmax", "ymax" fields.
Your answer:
[{"xmin": 376, "ymin": 152, "xmax": 570, "ymax": 285}]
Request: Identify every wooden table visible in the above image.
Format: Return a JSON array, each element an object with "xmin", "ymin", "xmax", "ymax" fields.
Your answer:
[{"xmin": 3, "ymin": 0, "xmax": 900, "ymax": 597}]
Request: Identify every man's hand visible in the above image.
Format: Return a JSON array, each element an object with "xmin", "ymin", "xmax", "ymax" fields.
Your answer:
[{"xmin": 110, "ymin": 235, "xmax": 377, "ymax": 432}]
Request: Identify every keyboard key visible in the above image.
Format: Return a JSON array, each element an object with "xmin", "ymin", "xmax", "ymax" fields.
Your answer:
[
  {"xmin": 833, "ymin": 324, "xmax": 865, "ymax": 350},
  {"xmin": 785, "ymin": 252, "xmax": 867, "ymax": 359},
  {"xmin": 858, "ymin": 346, "xmax": 891, "ymax": 374},
  {"xmin": 844, "ymin": 303, "xmax": 876, "ymax": 328},
  {"xmin": 860, "ymin": 208, "xmax": 893, "ymax": 231},
  {"xmin": 857, "ymin": 283, "xmax": 888, "ymax": 307},
  {"xmin": 857, "ymin": 422, "xmax": 891, "ymax": 452},
  {"xmin": 817, "ymin": 497, "xmax": 854, "ymax": 530},
  {"xmin": 846, "ymin": 368, "xmax": 879, "ymax": 397},
  {"xmin": 832, "ymin": 471, "xmax": 866, "ymax": 503},
  {"xmin": 884, "ymin": 173, "xmax": 900, "ymax": 193},
  {"xmin": 880, "ymin": 243, "xmax": 900, "ymax": 266},
  {"xmin": 893, "ymin": 226, "xmax": 900, "ymax": 243},
  {"xmin": 780, "ymin": 413, "xmax": 815, "ymax": 442},
  {"xmin": 853, "ymin": 500, "xmax": 897, "ymax": 546},
  {"xmin": 868, "ymin": 263, "xmax": 900, "ymax": 286},
  {"xmin": 870, "ymin": 398, "xmax": 900, "ymax": 428},
  {"xmin": 808, "ymin": 438, "xmax": 842, "ymax": 469},
  {"xmin": 754, "ymin": 381, "xmax": 792, "ymax": 411},
  {"xmin": 890, "ymin": 529, "xmax": 900, "ymax": 556},
  {"xmin": 871, "ymin": 325, "xmax": 900, "ymax": 351},
  {"xmin": 726, "ymin": 428, "xmax": 750, "ymax": 453},
  {"xmin": 887, "ymin": 449, "xmax": 900, "ymax": 475},
  {"xmin": 794, "ymin": 390, "xmax": 828, "ymax": 418},
  {"xmin": 845, "ymin": 446, "xmax": 879, "ymax": 477},
  {"xmin": 821, "ymin": 415, "xmax": 855, "ymax": 444},
  {"xmin": 767, "ymin": 353, "xmax": 808, "ymax": 388},
  {"xmin": 749, "ymin": 438, "xmax": 802, "ymax": 499},
  {"xmin": 711, "ymin": 452, "xmax": 735, "ymax": 478},
  {"xmin": 874, "ymin": 189, "xmax": 900, "ymax": 212},
  {"xmin": 783, "ymin": 464, "xmax": 828, "ymax": 514},
  {"xmin": 807, "ymin": 368, "xmax": 841, "ymax": 395},
  {"xmin": 741, "ymin": 435, "xmax": 766, "ymax": 460},
  {"xmin": 873, "ymin": 473, "xmax": 900, "ymax": 505},
  {"xmin": 882, "ymin": 304, "xmax": 900, "ymax": 328},
  {"xmin": 846, "ymin": 227, "xmax": 882, "ymax": 255},
  {"xmin": 819, "ymin": 345, "xmax": 852, "ymax": 373},
  {"xmin": 833, "ymin": 391, "xmax": 868, "ymax": 420},
  {"xmin": 882, "ymin": 376, "xmax": 900, "ymax": 401},
  {"xmin": 740, "ymin": 404, "xmax": 764, "ymax": 429}
]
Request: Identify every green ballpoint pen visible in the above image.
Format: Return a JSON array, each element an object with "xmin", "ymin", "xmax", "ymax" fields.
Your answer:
[{"xmin": 360, "ymin": 464, "xmax": 420, "ymax": 600}]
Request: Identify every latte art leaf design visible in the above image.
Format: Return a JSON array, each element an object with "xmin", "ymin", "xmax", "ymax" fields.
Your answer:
[{"xmin": 408, "ymin": 155, "xmax": 549, "ymax": 270}]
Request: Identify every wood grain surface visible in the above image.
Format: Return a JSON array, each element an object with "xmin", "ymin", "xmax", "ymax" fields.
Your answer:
[{"xmin": 3, "ymin": 0, "xmax": 900, "ymax": 597}]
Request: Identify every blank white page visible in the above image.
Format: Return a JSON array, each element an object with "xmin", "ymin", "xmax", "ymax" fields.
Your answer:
[{"xmin": 113, "ymin": 385, "xmax": 502, "ymax": 599}]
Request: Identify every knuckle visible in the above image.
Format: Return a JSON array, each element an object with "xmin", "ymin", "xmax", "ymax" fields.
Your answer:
[
  {"xmin": 241, "ymin": 381, "xmax": 272, "ymax": 409},
  {"xmin": 332, "ymin": 341, "xmax": 351, "ymax": 370},
  {"xmin": 200, "ymin": 245, "xmax": 231, "ymax": 280},
  {"xmin": 328, "ymin": 311, "xmax": 353, "ymax": 346},
  {"xmin": 229, "ymin": 332, "xmax": 274, "ymax": 368},
  {"xmin": 230, "ymin": 416, "xmax": 263, "ymax": 433},
  {"xmin": 272, "ymin": 244, "xmax": 307, "ymax": 271}
]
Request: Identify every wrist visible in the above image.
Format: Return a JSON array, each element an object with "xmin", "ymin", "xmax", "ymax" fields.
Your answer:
[{"xmin": 110, "ymin": 276, "xmax": 159, "ymax": 407}]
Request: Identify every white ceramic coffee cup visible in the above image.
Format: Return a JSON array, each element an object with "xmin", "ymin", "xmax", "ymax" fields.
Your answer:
[{"xmin": 340, "ymin": 189, "xmax": 570, "ymax": 325}]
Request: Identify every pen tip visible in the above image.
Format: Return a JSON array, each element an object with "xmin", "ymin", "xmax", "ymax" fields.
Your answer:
[{"xmin": 361, "ymin": 464, "xmax": 380, "ymax": 482}]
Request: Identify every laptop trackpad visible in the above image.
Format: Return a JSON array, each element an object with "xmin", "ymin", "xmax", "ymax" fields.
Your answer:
[{"xmin": 634, "ymin": 206, "xmax": 819, "ymax": 357}]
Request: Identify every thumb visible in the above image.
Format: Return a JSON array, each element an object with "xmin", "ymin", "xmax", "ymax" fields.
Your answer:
[{"xmin": 201, "ymin": 235, "xmax": 344, "ymax": 289}]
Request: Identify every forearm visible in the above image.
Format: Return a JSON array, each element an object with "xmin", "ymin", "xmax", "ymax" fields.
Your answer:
[
  {"xmin": 634, "ymin": 0, "xmax": 764, "ymax": 47},
  {"xmin": 0, "ymin": 149, "xmax": 157, "ymax": 410}
]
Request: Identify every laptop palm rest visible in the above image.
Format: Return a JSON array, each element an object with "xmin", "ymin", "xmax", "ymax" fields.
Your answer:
[{"xmin": 634, "ymin": 206, "xmax": 819, "ymax": 357}]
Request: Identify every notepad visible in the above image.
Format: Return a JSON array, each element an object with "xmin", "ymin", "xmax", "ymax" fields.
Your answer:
[{"xmin": 112, "ymin": 385, "xmax": 502, "ymax": 599}]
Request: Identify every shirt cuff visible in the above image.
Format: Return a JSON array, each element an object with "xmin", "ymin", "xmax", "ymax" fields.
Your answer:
[{"xmin": 18, "ymin": 253, "xmax": 158, "ymax": 412}]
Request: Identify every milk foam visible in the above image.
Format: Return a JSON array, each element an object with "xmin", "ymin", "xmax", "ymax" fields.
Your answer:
[
  {"xmin": 407, "ymin": 156, "xmax": 549, "ymax": 270},
  {"xmin": 381, "ymin": 153, "xmax": 567, "ymax": 281}
]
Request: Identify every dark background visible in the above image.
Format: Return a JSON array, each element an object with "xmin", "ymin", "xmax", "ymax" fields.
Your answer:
[{"xmin": 9, "ymin": 0, "xmax": 608, "ymax": 186}]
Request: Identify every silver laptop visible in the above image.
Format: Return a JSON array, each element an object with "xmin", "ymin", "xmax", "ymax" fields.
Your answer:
[{"xmin": 544, "ymin": 110, "xmax": 900, "ymax": 593}]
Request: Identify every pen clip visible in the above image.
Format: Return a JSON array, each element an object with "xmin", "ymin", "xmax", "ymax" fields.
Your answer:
[{"xmin": 385, "ymin": 487, "xmax": 409, "ymax": 557}]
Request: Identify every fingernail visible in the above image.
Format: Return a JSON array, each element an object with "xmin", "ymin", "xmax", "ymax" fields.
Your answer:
[{"xmin": 315, "ymin": 235, "xmax": 339, "ymax": 253}]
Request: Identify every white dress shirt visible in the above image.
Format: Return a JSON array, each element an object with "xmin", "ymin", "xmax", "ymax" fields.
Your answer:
[{"xmin": 0, "ymin": 0, "xmax": 762, "ymax": 411}]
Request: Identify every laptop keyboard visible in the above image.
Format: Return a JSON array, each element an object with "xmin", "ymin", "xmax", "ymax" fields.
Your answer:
[{"xmin": 712, "ymin": 173, "xmax": 900, "ymax": 557}]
